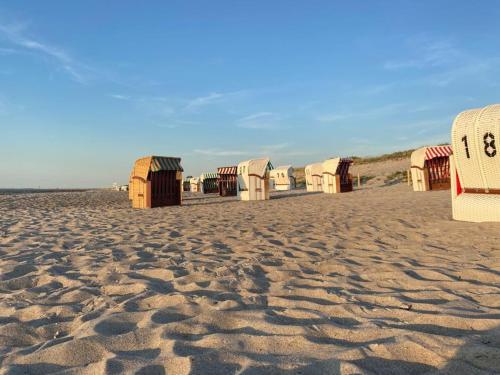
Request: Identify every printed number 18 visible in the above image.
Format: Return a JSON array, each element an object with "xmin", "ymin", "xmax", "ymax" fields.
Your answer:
[{"xmin": 461, "ymin": 133, "xmax": 497, "ymax": 159}]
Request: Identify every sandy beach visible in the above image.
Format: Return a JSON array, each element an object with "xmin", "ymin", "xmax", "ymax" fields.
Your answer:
[{"xmin": 1, "ymin": 164, "xmax": 499, "ymax": 374}]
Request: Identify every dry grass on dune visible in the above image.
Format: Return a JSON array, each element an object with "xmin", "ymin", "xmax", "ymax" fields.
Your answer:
[{"xmin": 0, "ymin": 181, "xmax": 499, "ymax": 374}]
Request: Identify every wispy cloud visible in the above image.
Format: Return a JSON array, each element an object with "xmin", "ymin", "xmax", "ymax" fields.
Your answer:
[
  {"xmin": 238, "ymin": 112, "xmax": 273, "ymax": 122},
  {"xmin": 424, "ymin": 58, "xmax": 500, "ymax": 87},
  {"xmin": 154, "ymin": 119, "xmax": 200, "ymax": 129},
  {"xmin": 0, "ymin": 46, "xmax": 18, "ymax": 55},
  {"xmin": 260, "ymin": 143, "xmax": 290, "ymax": 151},
  {"xmin": 384, "ymin": 37, "xmax": 460, "ymax": 70},
  {"xmin": 110, "ymin": 91, "xmax": 251, "ymax": 124},
  {"xmin": 317, "ymin": 103, "xmax": 406, "ymax": 124},
  {"xmin": 192, "ymin": 143, "xmax": 314, "ymax": 159},
  {"xmin": 185, "ymin": 92, "xmax": 224, "ymax": 109},
  {"xmin": 236, "ymin": 112, "xmax": 280, "ymax": 129},
  {"xmin": 109, "ymin": 94, "xmax": 132, "ymax": 101},
  {"xmin": 383, "ymin": 35, "xmax": 500, "ymax": 88},
  {"xmin": 0, "ymin": 21, "xmax": 90, "ymax": 84},
  {"xmin": 389, "ymin": 117, "xmax": 453, "ymax": 134}
]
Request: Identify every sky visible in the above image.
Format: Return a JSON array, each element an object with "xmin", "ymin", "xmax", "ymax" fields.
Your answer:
[{"xmin": 1, "ymin": 1, "xmax": 500, "ymax": 188}]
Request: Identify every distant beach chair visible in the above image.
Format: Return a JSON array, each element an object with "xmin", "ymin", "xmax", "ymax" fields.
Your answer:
[
  {"xmin": 451, "ymin": 104, "xmax": 500, "ymax": 222},
  {"xmin": 128, "ymin": 156, "xmax": 183, "ymax": 208},
  {"xmin": 237, "ymin": 158, "xmax": 273, "ymax": 201},
  {"xmin": 305, "ymin": 163, "xmax": 323, "ymax": 192},
  {"xmin": 217, "ymin": 166, "xmax": 238, "ymax": 196},
  {"xmin": 189, "ymin": 177, "xmax": 201, "ymax": 193},
  {"xmin": 200, "ymin": 173, "xmax": 219, "ymax": 194},
  {"xmin": 270, "ymin": 165, "xmax": 295, "ymax": 191},
  {"xmin": 183, "ymin": 176, "xmax": 192, "ymax": 192},
  {"xmin": 322, "ymin": 158, "xmax": 353, "ymax": 194},
  {"xmin": 410, "ymin": 146, "xmax": 452, "ymax": 191}
]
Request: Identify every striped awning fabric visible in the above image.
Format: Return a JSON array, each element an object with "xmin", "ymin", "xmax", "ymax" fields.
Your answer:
[
  {"xmin": 201, "ymin": 172, "xmax": 218, "ymax": 179},
  {"xmin": 217, "ymin": 166, "xmax": 237, "ymax": 175},
  {"xmin": 425, "ymin": 146, "xmax": 452, "ymax": 160},
  {"xmin": 150, "ymin": 156, "xmax": 183, "ymax": 172}
]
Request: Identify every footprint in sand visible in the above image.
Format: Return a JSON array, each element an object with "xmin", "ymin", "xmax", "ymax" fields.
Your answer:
[
  {"xmin": 94, "ymin": 317, "xmax": 137, "ymax": 336},
  {"xmin": 151, "ymin": 310, "xmax": 191, "ymax": 324}
]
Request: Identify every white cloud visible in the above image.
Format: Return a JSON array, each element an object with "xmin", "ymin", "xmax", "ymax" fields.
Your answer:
[
  {"xmin": 0, "ymin": 46, "xmax": 18, "ymax": 55},
  {"xmin": 384, "ymin": 37, "xmax": 460, "ymax": 70},
  {"xmin": 236, "ymin": 112, "xmax": 280, "ymax": 129},
  {"xmin": 382, "ymin": 35, "xmax": 500, "ymax": 88},
  {"xmin": 185, "ymin": 92, "xmax": 224, "ymax": 109},
  {"xmin": 109, "ymin": 94, "xmax": 132, "ymax": 100},
  {"xmin": 424, "ymin": 58, "xmax": 500, "ymax": 87},
  {"xmin": 0, "ymin": 21, "xmax": 90, "ymax": 84},
  {"xmin": 260, "ymin": 143, "xmax": 290, "ymax": 151},
  {"xmin": 317, "ymin": 103, "xmax": 407, "ymax": 124},
  {"xmin": 238, "ymin": 112, "xmax": 273, "ymax": 122}
]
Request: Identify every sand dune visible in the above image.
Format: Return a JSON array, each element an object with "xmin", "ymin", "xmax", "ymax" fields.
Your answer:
[{"xmin": 0, "ymin": 184, "xmax": 499, "ymax": 374}]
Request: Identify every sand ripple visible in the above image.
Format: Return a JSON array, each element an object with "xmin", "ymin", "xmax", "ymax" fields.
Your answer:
[{"xmin": 0, "ymin": 187, "xmax": 499, "ymax": 374}]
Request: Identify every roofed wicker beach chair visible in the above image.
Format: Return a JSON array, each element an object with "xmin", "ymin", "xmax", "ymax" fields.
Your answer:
[
  {"xmin": 189, "ymin": 177, "xmax": 201, "ymax": 193},
  {"xmin": 451, "ymin": 104, "xmax": 500, "ymax": 222},
  {"xmin": 200, "ymin": 172, "xmax": 219, "ymax": 194},
  {"xmin": 237, "ymin": 158, "xmax": 273, "ymax": 201},
  {"xmin": 410, "ymin": 146, "xmax": 452, "ymax": 191},
  {"xmin": 129, "ymin": 156, "xmax": 183, "ymax": 208},
  {"xmin": 305, "ymin": 163, "xmax": 323, "ymax": 192},
  {"xmin": 322, "ymin": 158, "xmax": 353, "ymax": 194},
  {"xmin": 217, "ymin": 166, "xmax": 238, "ymax": 197},
  {"xmin": 270, "ymin": 165, "xmax": 295, "ymax": 191},
  {"xmin": 183, "ymin": 176, "xmax": 192, "ymax": 192}
]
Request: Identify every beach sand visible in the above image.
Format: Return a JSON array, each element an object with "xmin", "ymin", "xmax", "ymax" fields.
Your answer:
[{"xmin": 1, "ymin": 168, "xmax": 499, "ymax": 374}]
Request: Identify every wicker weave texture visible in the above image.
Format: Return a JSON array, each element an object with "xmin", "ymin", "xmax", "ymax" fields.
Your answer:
[
  {"xmin": 237, "ymin": 158, "xmax": 271, "ymax": 200},
  {"xmin": 451, "ymin": 104, "xmax": 500, "ymax": 222},
  {"xmin": 305, "ymin": 163, "xmax": 323, "ymax": 192}
]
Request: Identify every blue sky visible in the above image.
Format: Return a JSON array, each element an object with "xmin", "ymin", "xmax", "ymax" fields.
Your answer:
[{"xmin": 1, "ymin": 1, "xmax": 500, "ymax": 187}]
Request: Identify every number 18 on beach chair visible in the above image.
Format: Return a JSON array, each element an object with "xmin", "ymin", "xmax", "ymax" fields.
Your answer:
[{"xmin": 451, "ymin": 104, "xmax": 500, "ymax": 222}]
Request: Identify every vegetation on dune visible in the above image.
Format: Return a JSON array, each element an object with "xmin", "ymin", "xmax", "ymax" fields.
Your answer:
[
  {"xmin": 384, "ymin": 170, "xmax": 408, "ymax": 185},
  {"xmin": 291, "ymin": 145, "xmax": 447, "ymax": 186},
  {"xmin": 360, "ymin": 175, "xmax": 376, "ymax": 184},
  {"xmin": 351, "ymin": 149, "xmax": 415, "ymax": 165}
]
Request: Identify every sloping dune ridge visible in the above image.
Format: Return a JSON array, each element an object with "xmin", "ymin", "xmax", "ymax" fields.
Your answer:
[{"xmin": 0, "ymin": 166, "xmax": 499, "ymax": 374}]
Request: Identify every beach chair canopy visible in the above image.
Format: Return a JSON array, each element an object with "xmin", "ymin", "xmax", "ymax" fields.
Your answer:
[
  {"xmin": 411, "ymin": 146, "xmax": 452, "ymax": 169},
  {"xmin": 322, "ymin": 157, "xmax": 353, "ymax": 175},
  {"xmin": 217, "ymin": 166, "xmax": 237, "ymax": 175},
  {"xmin": 305, "ymin": 163, "xmax": 323, "ymax": 177},
  {"xmin": 200, "ymin": 172, "xmax": 218, "ymax": 182},
  {"xmin": 237, "ymin": 157, "xmax": 272, "ymax": 200},
  {"xmin": 238, "ymin": 158, "xmax": 272, "ymax": 178},
  {"xmin": 131, "ymin": 156, "xmax": 183, "ymax": 181}
]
